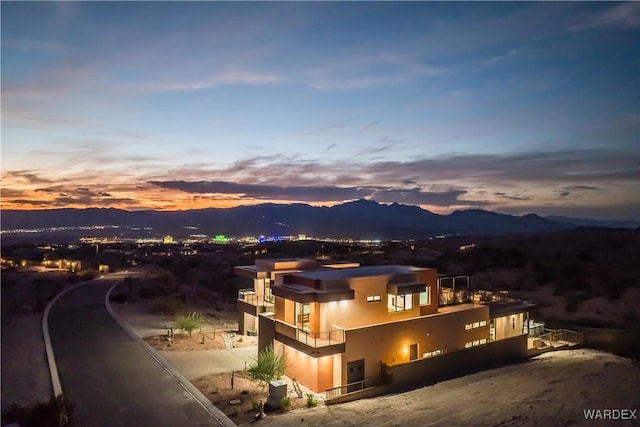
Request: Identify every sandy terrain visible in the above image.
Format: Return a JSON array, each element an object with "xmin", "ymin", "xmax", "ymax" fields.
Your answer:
[
  {"xmin": 1, "ymin": 268, "xmax": 71, "ymax": 410},
  {"xmin": 257, "ymin": 349, "xmax": 640, "ymax": 427},
  {"xmin": 517, "ymin": 286, "xmax": 640, "ymax": 326},
  {"xmin": 194, "ymin": 371, "xmax": 315, "ymax": 425}
]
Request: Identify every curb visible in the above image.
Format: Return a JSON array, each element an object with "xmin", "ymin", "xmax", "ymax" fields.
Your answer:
[
  {"xmin": 43, "ymin": 278, "xmax": 100, "ymax": 423},
  {"xmin": 105, "ymin": 282, "xmax": 236, "ymax": 427}
]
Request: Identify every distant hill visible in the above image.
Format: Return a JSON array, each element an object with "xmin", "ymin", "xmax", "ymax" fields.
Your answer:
[
  {"xmin": 546, "ymin": 215, "xmax": 640, "ymax": 229},
  {"xmin": 1, "ymin": 200, "xmax": 633, "ymax": 239}
]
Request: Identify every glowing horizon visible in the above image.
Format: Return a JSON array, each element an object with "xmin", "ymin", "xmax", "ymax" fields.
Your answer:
[{"xmin": 2, "ymin": 2, "xmax": 638, "ymax": 220}]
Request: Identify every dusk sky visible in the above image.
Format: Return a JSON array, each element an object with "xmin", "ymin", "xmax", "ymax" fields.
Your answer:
[{"xmin": 2, "ymin": 2, "xmax": 638, "ymax": 220}]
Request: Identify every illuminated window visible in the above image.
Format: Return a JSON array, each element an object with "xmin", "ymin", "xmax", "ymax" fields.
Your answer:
[
  {"xmin": 367, "ymin": 295, "xmax": 381, "ymax": 302},
  {"xmin": 465, "ymin": 339, "xmax": 488, "ymax": 348},
  {"xmin": 419, "ymin": 288, "xmax": 430, "ymax": 305},
  {"xmin": 465, "ymin": 320, "xmax": 488, "ymax": 330},
  {"xmin": 388, "ymin": 294, "xmax": 413, "ymax": 312},
  {"xmin": 423, "ymin": 349, "xmax": 442, "ymax": 358}
]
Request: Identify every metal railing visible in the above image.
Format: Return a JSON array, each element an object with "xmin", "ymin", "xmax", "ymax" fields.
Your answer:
[
  {"xmin": 534, "ymin": 328, "xmax": 583, "ymax": 349},
  {"xmin": 325, "ymin": 378, "xmax": 378, "ymax": 400},
  {"xmin": 274, "ymin": 319, "xmax": 345, "ymax": 347},
  {"xmin": 237, "ymin": 289, "xmax": 274, "ymax": 306}
]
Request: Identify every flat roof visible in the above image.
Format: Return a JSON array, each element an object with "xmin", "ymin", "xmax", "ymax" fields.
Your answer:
[
  {"xmin": 484, "ymin": 300, "xmax": 537, "ymax": 317},
  {"xmin": 292, "ymin": 264, "xmax": 428, "ymax": 281}
]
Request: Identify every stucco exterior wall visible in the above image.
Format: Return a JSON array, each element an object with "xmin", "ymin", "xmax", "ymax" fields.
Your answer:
[
  {"xmin": 319, "ymin": 269, "xmax": 438, "ymax": 331},
  {"xmin": 389, "ymin": 334, "xmax": 528, "ymax": 391},
  {"xmin": 281, "ymin": 346, "xmax": 336, "ymax": 392},
  {"xmin": 342, "ymin": 305, "xmax": 490, "ymax": 386}
]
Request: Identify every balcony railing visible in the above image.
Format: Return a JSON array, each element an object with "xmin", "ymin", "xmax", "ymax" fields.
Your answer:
[
  {"xmin": 325, "ymin": 378, "xmax": 378, "ymax": 400},
  {"xmin": 237, "ymin": 289, "xmax": 274, "ymax": 306},
  {"xmin": 274, "ymin": 319, "xmax": 345, "ymax": 348}
]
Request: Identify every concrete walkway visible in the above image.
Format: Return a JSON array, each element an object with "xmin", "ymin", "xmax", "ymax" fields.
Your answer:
[
  {"xmin": 110, "ymin": 292, "xmax": 258, "ymax": 380},
  {"xmin": 161, "ymin": 347, "xmax": 258, "ymax": 380}
]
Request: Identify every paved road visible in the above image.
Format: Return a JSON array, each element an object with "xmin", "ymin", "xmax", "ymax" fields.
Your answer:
[{"xmin": 48, "ymin": 276, "xmax": 223, "ymax": 426}]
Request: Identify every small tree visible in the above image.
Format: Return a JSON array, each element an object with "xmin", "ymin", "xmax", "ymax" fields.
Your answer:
[
  {"xmin": 175, "ymin": 312, "xmax": 202, "ymax": 337},
  {"xmin": 247, "ymin": 345, "xmax": 287, "ymax": 388}
]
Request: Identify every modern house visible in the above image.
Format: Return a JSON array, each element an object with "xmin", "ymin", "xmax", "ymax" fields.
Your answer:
[
  {"xmin": 235, "ymin": 259, "xmax": 553, "ymax": 400},
  {"xmin": 234, "ymin": 258, "xmax": 359, "ymax": 336}
]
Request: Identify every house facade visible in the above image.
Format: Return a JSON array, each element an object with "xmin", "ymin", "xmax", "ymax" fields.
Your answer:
[
  {"xmin": 235, "ymin": 259, "xmax": 536, "ymax": 396},
  {"xmin": 234, "ymin": 258, "xmax": 359, "ymax": 336}
]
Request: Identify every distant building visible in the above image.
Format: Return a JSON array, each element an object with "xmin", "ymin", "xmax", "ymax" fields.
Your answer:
[
  {"xmin": 42, "ymin": 259, "xmax": 81, "ymax": 272},
  {"xmin": 163, "ymin": 235, "xmax": 174, "ymax": 244}
]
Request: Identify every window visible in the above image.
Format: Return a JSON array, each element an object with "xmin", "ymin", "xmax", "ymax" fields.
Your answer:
[
  {"xmin": 367, "ymin": 295, "xmax": 381, "ymax": 302},
  {"xmin": 263, "ymin": 278, "xmax": 273, "ymax": 303},
  {"xmin": 295, "ymin": 302, "xmax": 310, "ymax": 332},
  {"xmin": 465, "ymin": 320, "xmax": 487, "ymax": 330},
  {"xmin": 465, "ymin": 339, "xmax": 488, "ymax": 348},
  {"xmin": 419, "ymin": 288, "xmax": 430, "ymax": 305},
  {"xmin": 423, "ymin": 349, "xmax": 442, "ymax": 358},
  {"xmin": 388, "ymin": 294, "xmax": 413, "ymax": 312}
]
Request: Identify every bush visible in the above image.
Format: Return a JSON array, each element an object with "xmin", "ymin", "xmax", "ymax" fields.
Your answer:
[
  {"xmin": 174, "ymin": 312, "xmax": 203, "ymax": 337},
  {"xmin": 111, "ymin": 291, "xmax": 132, "ymax": 304},
  {"xmin": 623, "ymin": 310, "xmax": 637, "ymax": 323},
  {"xmin": 280, "ymin": 396, "xmax": 291, "ymax": 412},
  {"xmin": 565, "ymin": 300, "xmax": 580, "ymax": 313},
  {"xmin": 151, "ymin": 296, "xmax": 183, "ymax": 314},
  {"xmin": 247, "ymin": 345, "xmax": 287, "ymax": 388},
  {"xmin": 305, "ymin": 393, "xmax": 317, "ymax": 408},
  {"xmin": 79, "ymin": 270, "xmax": 98, "ymax": 281},
  {"xmin": 138, "ymin": 285, "xmax": 160, "ymax": 300},
  {"xmin": 1, "ymin": 394, "xmax": 74, "ymax": 427}
]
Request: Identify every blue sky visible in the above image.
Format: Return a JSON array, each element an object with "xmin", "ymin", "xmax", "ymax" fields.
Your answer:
[{"xmin": 2, "ymin": 2, "xmax": 638, "ymax": 220}]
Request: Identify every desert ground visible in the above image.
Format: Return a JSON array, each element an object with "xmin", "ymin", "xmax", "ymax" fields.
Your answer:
[
  {"xmin": 1, "ymin": 267, "xmax": 71, "ymax": 410},
  {"xmin": 110, "ymin": 294, "xmax": 639, "ymax": 427},
  {"xmin": 2, "ymin": 262, "xmax": 640, "ymax": 426},
  {"xmin": 257, "ymin": 349, "xmax": 640, "ymax": 427}
]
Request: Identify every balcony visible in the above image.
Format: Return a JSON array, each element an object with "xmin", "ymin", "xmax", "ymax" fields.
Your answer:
[
  {"xmin": 274, "ymin": 319, "xmax": 345, "ymax": 357},
  {"xmin": 238, "ymin": 289, "xmax": 275, "ymax": 306}
]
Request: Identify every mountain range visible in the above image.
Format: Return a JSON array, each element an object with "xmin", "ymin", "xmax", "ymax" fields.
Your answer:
[{"xmin": 1, "ymin": 200, "xmax": 638, "ymax": 240}]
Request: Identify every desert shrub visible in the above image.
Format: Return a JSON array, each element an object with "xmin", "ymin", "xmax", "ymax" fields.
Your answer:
[
  {"xmin": 110, "ymin": 292, "xmax": 129, "ymax": 304},
  {"xmin": 247, "ymin": 345, "xmax": 287, "ymax": 388},
  {"xmin": 79, "ymin": 270, "xmax": 98, "ymax": 281},
  {"xmin": 1, "ymin": 395, "xmax": 74, "ymax": 427},
  {"xmin": 604, "ymin": 275, "xmax": 633, "ymax": 301},
  {"xmin": 531, "ymin": 263, "xmax": 553, "ymax": 286},
  {"xmin": 623, "ymin": 310, "xmax": 637, "ymax": 323},
  {"xmin": 305, "ymin": 393, "xmax": 317, "ymax": 408},
  {"xmin": 175, "ymin": 312, "xmax": 203, "ymax": 337},
  {"xmin": 32, "ymin": 300, "xmax": 47, "ymax": 313},
  {"xmin": 280, "ymin": 396, "xmax": 291, "ymax": 412},
  {"xmin": 565, "ymin": 299, "xmax": 580, "ymax": 313},
  {"xmin": 151, "ymin": 296, "xmax": 183, "ymax": 315},
  {"xmin": 138, "ymin": 285, "xmax": 160, "ymax": 300}
]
